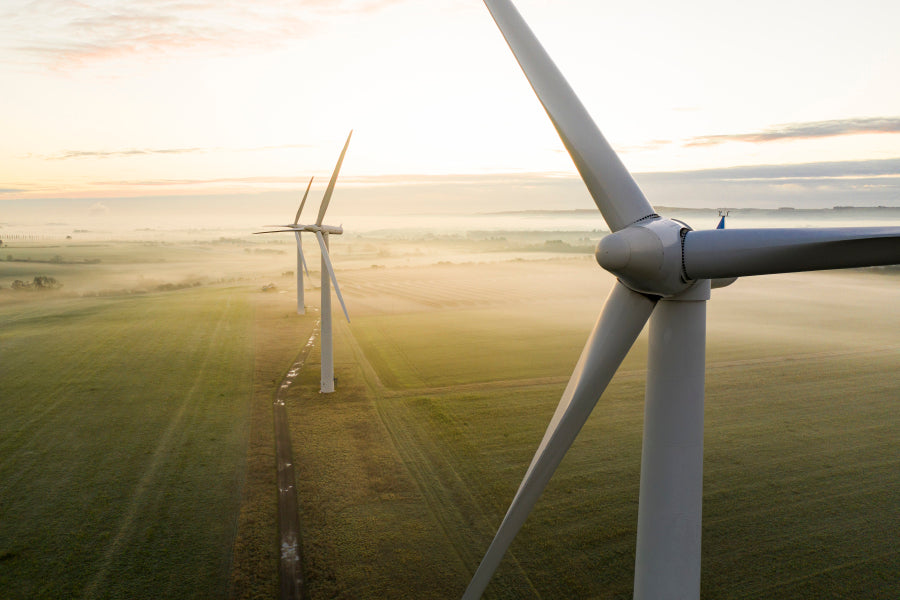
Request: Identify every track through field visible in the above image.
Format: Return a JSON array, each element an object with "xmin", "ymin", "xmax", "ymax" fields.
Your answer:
[{"xmin": 339, "ymin": 319, "xmax": 542, "ymax": 599}]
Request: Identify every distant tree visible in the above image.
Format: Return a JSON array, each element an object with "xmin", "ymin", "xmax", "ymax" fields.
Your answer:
[
  {"xmin": 11, "ymin": 276, "xmax": 62, "ymax": 291},
  {"xmin": 33, "ymin": 276, "xmax": 60, "ymax": 289}
]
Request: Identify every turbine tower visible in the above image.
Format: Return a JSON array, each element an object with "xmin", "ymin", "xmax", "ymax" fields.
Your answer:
[
  {"xmin": 273, "ymin": 176, "xmax": 316, "ymax": 314},
  {"xmin": 464, "ymin": 2, "xmax": 900, "ymax": 598},
  {"xmin": 293, "ymin": 177, "xmax": 314, "ymax": 314},
  {"xmin": 256, "ymin": 131, "xmax": 353, "ymax": 393}
]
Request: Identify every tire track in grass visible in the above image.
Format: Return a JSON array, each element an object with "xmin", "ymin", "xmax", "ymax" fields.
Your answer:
[
  {"xmin": 366, "ymin": 343, "xmax": 899, "ymax": 398},
  {"xmin": 82, "ymin": 295, "xmax": 237, "ymax": 599},
  {"xmin": 339, "ymin": 320, "xmax": 540, "ymax": 599}
]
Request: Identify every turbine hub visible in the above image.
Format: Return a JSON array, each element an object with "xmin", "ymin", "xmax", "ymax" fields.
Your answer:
[{"xmin": 595, "ymin": 217, "xmax": 694, "ymax": 297}]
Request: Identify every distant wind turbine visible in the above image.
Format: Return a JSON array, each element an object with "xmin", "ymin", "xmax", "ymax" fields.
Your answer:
[
  {"xmin": 265, "ymin": 176, "xmax": 314, "ymax": 313},
  {"xmin": 256, "ymin": 131, "xmax": 353, "ymax": 393},
  {"xmin": 463, "ymin": 1, "xmax": 900, "ymax": 599}
]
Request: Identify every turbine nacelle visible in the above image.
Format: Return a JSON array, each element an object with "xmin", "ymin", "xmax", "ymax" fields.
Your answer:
[{"xmin": 595, "ymin": 217, "xmax": 693, "ymax": 298}]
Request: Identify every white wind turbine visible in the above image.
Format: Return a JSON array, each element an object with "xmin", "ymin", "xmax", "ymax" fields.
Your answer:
[
  {"xmin": 274, "ymin": 175, "xmax": 314, "ymax": 314},
  {"xmin": 464, "ymin": 1, "xmax": 900, "ymax": 598},
  {"xmin": 257, "ymin": 131, "xmax": 352, "ymax": 393}
]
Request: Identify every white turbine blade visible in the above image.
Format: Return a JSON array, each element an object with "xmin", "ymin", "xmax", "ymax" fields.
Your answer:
[
  {"xmin": 316, "ymin": 131, "xmax": 353, "ymax": 227},
  {"xmin": 314, "ymin": 231, "xmax": 350, "ymax": 322},
  {"xmin": 463, "ymin": 282, "xmax": 657, "ymax": 599},
  {"xmin": 253, "ymin": 230, "xmax": 296, "ymax": 235},
  {"xmin": 295, "ymin": 232, "xmax": 310, "ymax": 277},
  {"xmin": 683, "ymin": 227, "xmax": 900, "ymax": 279},
  {"xmin": 483, "ymin": 0, "xmax": 655, "ymax": 232},
  {"xmin": 294, "ymin": 176, "xmax": 314, "ymax": 225}
]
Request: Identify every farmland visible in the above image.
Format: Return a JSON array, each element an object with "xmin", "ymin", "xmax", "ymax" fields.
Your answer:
[
  {"xmin": 1, "ymin": 234, "xmax": 898, "ymax": 598},
  {"xmin": 0, "ymin": 239, "xmax": 304, "ymax": 599},
  {"xmin": 0, "ymin": 284, "xmax": 255, "ymax": 598},
  {"xmin": 290, "ymin": 258, "xmax": 900, "ymax": 598}
]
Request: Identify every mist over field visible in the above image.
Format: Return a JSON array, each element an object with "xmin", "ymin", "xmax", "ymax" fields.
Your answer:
[
  {"xmin": 2, "ymin": 165, "xmax": 898, "ymax": 599},
  {"xmin": 1, "ymin": 205, "xmax": 897, "ymax": 598},
  {"xmin": 3, "ymin": 195, "xmax": 899, "ymax": 250}
]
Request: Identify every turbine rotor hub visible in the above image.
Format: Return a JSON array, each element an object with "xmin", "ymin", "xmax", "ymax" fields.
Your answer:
[{"xmin": 595, "ymin": 217, "xmax": 694, "ymax": 297}]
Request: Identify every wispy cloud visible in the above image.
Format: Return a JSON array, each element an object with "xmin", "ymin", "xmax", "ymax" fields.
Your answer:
[
  {"xmin": 88, "ymin": 201, "xmax": 109, "ymax": 214},
  {"xmin": 90, "ymin": 175, "xmax": 306, "ymax": 187},
  {"xmin": 0, "ymin": 0, "xmax": 409, "ymax": 69},
  {"xmin": 637, "ymin": 158, "xmax": 900, "ymax": 182},
  {"xmin": 686, "ymin": 117, "xmax": 900, "ymax": 146},
  {"xmin": 51, "ymin": 147, "xmax": 207, "ymax": 160},
  {"xmin": 84, "ymin": 158, "xmax": 900, "ymax": 191},
  {"xmin": 43, "ymin": 143, "xmax": 310, "ymax": 160},
  {"xmin": 633, "ymin": 158, "xmax": 900, "ymax": 209}
]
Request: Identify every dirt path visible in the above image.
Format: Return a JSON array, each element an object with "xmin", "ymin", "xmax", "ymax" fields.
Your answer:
[{"xmin": 274, "ymin": 322, "xmax": 319, "ymax": 600}]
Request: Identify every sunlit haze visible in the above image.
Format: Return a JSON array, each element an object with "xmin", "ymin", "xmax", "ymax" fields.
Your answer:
[{"xmin": 2, "ymin": 0, "xmax": 899, "ymax": 229}]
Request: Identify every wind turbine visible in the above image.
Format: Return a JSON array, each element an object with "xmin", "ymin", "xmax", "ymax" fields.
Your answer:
[
  {"xmin": 272, "ymin": 176, "xmax": 314, "ymax": 314},
  {"xmin": 464, "ymin": 2, "xmax": 900, "ymax": 598},
  {"xmin": 256, "ymin": 131, "xmax": 353, "ymax": 393}
]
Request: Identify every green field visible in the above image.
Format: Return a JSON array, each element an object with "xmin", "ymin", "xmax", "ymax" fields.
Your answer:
[
  {"xmin": 0, "ymin": 285, "xmax": 255, "ymax": 598},
  {"xmin": 1, "ymin": 237, "xmax": 898, "ymax": 599},
  {"xmin": 0, "ymin": 240, "xmax": 303, "ymax": 599},
  {"xmin": 289, "ymin": 261, "xmax": 900, "ymax": 599}
]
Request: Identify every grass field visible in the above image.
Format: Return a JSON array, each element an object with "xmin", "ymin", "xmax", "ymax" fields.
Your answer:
[
  {"xmin": 0, "ymin": 239, "xmax": 301, "ymax": 599},
  {"xmin": 290, "ymin": 258, "xmax": 900, "ymax": 598},
  {"xmin": 1, "ymin": 234, "xmax": 897, "ymax": 599},
  {"xmin": 0, "ymin": 285, "xmax": 255, "ymax": 598}
]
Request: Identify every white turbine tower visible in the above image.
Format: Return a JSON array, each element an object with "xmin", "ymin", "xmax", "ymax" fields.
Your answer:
[
  {"xmin": 257, "ymin": 131, "xmax": 352, "ymax": 393},
  {"xmin": 464, "ymin": 2, "xmax": 900, "ymax": 599},
  {"xmin": 275, "ymin": 176, "xmax": 315, "ymax": 314}
]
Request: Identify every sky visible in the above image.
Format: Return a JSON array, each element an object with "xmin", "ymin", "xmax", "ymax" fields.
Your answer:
[{"xmin": 1, "ymin": 0, "xmax": 899, "ymax": 226}]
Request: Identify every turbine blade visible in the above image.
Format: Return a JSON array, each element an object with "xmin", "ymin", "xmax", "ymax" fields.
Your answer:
[
  {"xmin": 463, "ymin": 282, "xmax": 657, "ymax": 599},
  {"xmin": 683, "ymin": 227, "xmax": 900, "ymax": 279},
  {"xmin": 295, "ymin": 232, "xmax": 310, "ymax": 277},
  {"xmin": 315, "ymin": 231, "xmax": 350, "ymax": 322},
  {"xmin": 482, "ymin": 0, "xmax": 655, "ymax": 232},
  {"xmin": 294, "ymin": 176, "xmax": 314, "ymax": 225},
  {"xmin": 253, "ymin": 230, "xmax": 296, "ymax": 234},
  {"xmin": 316, "ymin": 131, "xmax": 353, "ymax": 226}
]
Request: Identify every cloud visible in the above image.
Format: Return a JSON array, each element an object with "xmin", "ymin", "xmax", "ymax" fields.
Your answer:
[
  {"xmin": 90, "ymin": 176, "xmax": 302, "ymax": 187},
  {"xmin": 88, "ymin": 201, "xmax": 109, "ymax": 214},
  {"xmin": 45, "ymin": 143, "xmax": 310, "ymax": 160},
  {"xmin": 0, "ymin": 0, "xmax": 410, "ymax": 69},
  {"xmin": 51, "ymin": 148, "xmax": 207, "ymax": 160},
  {"xmin": 82, "ymin": 158, "xmax": 900, "ymax": 189},
  {"xmin": 89, "ymin": 171, "xmax": 590, "ymax": 189},
  {"xmin": 637, "ymin": 157, "xmax": 900, "ymax": 182},
  {"xmin": 633, "ymin": 158, "xmax": 900, "ymax": 209},
  {"xmin": 686, "ymin": 117, "xmax": 900, "ymax": 146}
]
